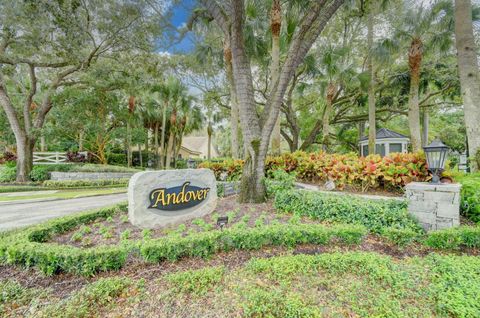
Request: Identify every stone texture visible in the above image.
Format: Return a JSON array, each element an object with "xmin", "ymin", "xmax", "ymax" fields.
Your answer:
[
  {"xmin": 50, "ymin": 172, "xmax": 134, "ymax": 181},
  {"xmin": 128, "ymin": 169, "xmax": 217, "ymax": 229},
  {"xmin": 405, "ymin": 182, "xmax": 461, "ymax": 231}
]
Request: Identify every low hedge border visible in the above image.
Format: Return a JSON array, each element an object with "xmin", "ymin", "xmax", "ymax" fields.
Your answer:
[
  {"xmin": 0, "ymin": 204, "xmax": 128, "ymax": 276},
  {"xmin": 140, "ymin": 223, "xmax": 368, "ymax": 263},
  {"xmin": 274, "ymin": 189, "xmax": 421, "ymax": 233},
  {"xmin": 1, "ymin": 198, "xmax": 479, "ymax": 277}
]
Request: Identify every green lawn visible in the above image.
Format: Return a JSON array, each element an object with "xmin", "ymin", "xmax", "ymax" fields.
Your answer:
[{"xmin": 0, "ymin": 188, "xmax": 126, "ymax": 202}]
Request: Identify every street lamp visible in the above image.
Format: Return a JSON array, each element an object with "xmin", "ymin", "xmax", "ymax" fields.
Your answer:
[{"xmin": 423, "ymin": 138, "xmax": 449, "ymax": 184}]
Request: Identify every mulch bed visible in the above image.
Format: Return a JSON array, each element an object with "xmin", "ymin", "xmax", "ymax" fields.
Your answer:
[{"xmin": 50, "ymin": 196, "xmax": 292, "ymax": 247}]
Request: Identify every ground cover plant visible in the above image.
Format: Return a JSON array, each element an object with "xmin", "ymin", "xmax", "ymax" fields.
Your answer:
[
  {"xmin": 0, "ymin": 188, "xmax": 126, "ymax": 202},
  {"xmin": 200, "ymin": 151, "xmax": 429, "ymax": 192},
  {"xmin": 2, "ymin": 251, "xmax": 480, "ymax": 317},
  {"xmin": 0, "ymin": 163, "xmax": 139, "ymax": 183}
]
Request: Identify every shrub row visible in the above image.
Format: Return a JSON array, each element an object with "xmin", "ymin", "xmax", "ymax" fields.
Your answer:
[
  {"xmin": 0, "ymin": 163, "xmax": 139, "ymax": 183},
  {"xmin": 424, "ymin": 226, "xmax": 480, "ymax": 249},
  {"xmin": 0, "ymin": 204, "xmax": 128, "ymax": 276},
  {"xmin": 274, "ymin": 189, "xmax": 421, "ymax": 233},
  {"xmin": 453, "ymin": 172, "xmax": 480, "ymax": 223},
  {"xmin": 140, "ymin": 223, "xmax": 367, "ymax": 262},
  {"xmin": 200, "ymin": 151, "xmax": 429, "ymax": 191},
  {"xmin": 42, "ymin": 178, "xmax": 129, "ymax": 188}
]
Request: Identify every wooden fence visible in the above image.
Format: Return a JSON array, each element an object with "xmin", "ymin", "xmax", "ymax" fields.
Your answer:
[{"xmin": 33, "ymin": 152, "xmax": 87, "ymax": 165}]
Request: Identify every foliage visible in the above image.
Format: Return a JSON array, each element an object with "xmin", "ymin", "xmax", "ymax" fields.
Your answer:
[
  {"xmin": 0, "ymin": 204, "xmax": 128, "ymax": 276},
  {"xmin": 264, "ymin": 170, "xmax": 296, "ymax": 198},
  {"xmin": 453, "ymin": 173, "xmax": 480, "ymax": 223},
  {"xmin": 42, "ymin": 178, "xmax": 129, "ymax": 188},
  {"xmin": 381, "ymin": 227, "xmax": 420, "ymax": 247},
  {"xmin": 424, "ymin": 226, "xmax": 480, "ymax": 249},
  {"xmin": 36, "ymin": 277, "xmax": 133, "ymax": 318},
  {"xmin": 0, "ymin": 152, "xmax": 16, "ymax": 164},
  {"xmin": 106, "ymin": 153, "xmax": 127, "ymax": 166},
  {"xmin": 66, "ymin": 151, "xmax": 87, "ymax": 163},
  {"xmin": 0, "ymin": 165, "xmax": 16, "ymax": 183},
  {"xmin": 166, "ymin": 266, "xmax": 224, "ymax": 296},
  {"xmin": 274, "ymin": 189, "xmax": 421, "ymax": 233},
  {"xmin": 204, "ymin": 151, "xmax": 429, "ymax": 192},
  {"xmin": 198, "ymin": 159, "xmax": 244, "ymax": 181},
  {"xmin": 140, "ymin": 223, "xmax": 367, "ymax": 263}
]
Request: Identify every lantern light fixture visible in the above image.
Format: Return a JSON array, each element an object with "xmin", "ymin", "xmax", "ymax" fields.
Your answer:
[{"xmin": 423, "ymin": 138, "xmax": 449, "ymax": 184}]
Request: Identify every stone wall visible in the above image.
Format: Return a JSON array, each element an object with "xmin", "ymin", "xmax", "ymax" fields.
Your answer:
[
  {"xmin": 50, "ymin": 172, "xmax": 135, "ymax": 181},
  {"xmin": 405, "ymin": 182, "xmax": 461, "ymax": 231}
]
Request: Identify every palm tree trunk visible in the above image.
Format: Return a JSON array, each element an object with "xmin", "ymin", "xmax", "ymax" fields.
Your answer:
[
  {"xmin": 159, "ymin": 103, "xmax": 168, "ymax": 169},
  {"xmin": 126, "ymin": 121, "xmax": 132, "ymax": 167},
  {"xmin": 367, "ymin": 11, "xmax": 376, "ymax": 155},
  {"xmin": 422, "ymin": 108, "xmax": 429, "ymax": 147},
  {"xmin": 408, "ymin": 38, "xmax": 423, "ymax": 152},
  {"xmin": 455, "ymin": 0, "xmax": 480, "ymax": 171},
  {"xmin": 224, "ymin": 42, "xmax": 241, "ymax": 159},
  {"xmin": 322, "ymin": 83, "xmax": 336, "ymax": 151},
  {"xmin": 154, "ymin": 122, "xmax": 160, "ymax": 169},
  {"xmin": 165, "ymin": 132, "xmax": 174, "ymax": 169},
  {"xmin": 138, "ymin": 142, "xmax": 143, "ymax": 167},
  {"xmin": 269, "ymin": 0, "xmax": 282, "ymax": 155},
  {"xmin": 207, "ymin": 123, "xmax": 213, "ymax": 160}
]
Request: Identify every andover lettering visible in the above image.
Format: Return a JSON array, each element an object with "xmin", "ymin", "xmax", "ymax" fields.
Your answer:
[{"xmin": 148, "ymin": 182, "xmax": 210, "ymax": 211}]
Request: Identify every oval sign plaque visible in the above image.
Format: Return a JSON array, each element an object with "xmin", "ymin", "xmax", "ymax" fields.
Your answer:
[
  {"xmin": 128, "ymin": 169, "xmax": 217, "ymax": 228},
  {"xmin": 148, "ymin": 182, "xmax": 211, "ymax": 211}
]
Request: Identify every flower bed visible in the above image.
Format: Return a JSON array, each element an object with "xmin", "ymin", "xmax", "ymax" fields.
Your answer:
[{"xmin": 199, "ymin": 151, "xmax": 429, "ymax": 192}]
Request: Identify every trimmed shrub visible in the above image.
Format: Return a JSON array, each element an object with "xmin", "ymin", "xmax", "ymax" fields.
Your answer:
[
  {"xmin": 0, "ymin": 164, "xmax": 16, "ymax": 182},
  {"xmin": 0, "ymin": 204, "xmax": 128, "ymax": 276},
  {"xmin": 454, "ymin": 173, "xmax": 480, "ymax": 223},
  {"xmin": 140, "ymin": 223, "xmax": 367, "ymax": 263},
  {"xmin": 274, "ymin": 189, "xmax": 421, "ymax": 233},
  {"xmin": 42, "ymin": 178, "xmax": 129, "ymax": 188},
  {"xmin": 381, "ymin": 227, "xmax": 420, "ymax": 247},
  {"xmin": 424, "ymin": 226, "xmax": 480, "ymax": 249}
]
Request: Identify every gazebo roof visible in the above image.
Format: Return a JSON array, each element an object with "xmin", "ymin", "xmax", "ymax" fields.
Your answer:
[{"xmin": 360, "ymin": 128, "xmax": 409, "ymax": 142}]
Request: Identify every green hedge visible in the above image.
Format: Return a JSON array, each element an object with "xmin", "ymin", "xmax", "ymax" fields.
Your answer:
[
  {"xmin": 424, "ymin": 226, "xmax": 480, "ymax": 249},
  {"xmin": 454, "ymin": 173, "xmax": 480, "ymax": 223},
  {"xmin": 42, "ymin": 178, "xmax": 129, "ymax": 188},
  {"xmin": 140, "ymin": 223, "xmax": 367, "ymax": 263},
  {"xmin": 0, "ymin": 204, "xmax": 128, "ymax": 276},
  {"xmin": 274, "ymin": 189, "xmax": 421, "ymax": 233}
]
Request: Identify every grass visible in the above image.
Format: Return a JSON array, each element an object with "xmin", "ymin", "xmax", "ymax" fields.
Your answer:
[
  {"xmin": 3, "ymin": 252, "xmax": 479, "ymax": 317},
  {"xmin": 0, "ymin": 188, "xmax": 126, "ymax": 202}
]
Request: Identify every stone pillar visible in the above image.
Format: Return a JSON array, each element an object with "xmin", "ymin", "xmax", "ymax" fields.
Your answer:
[{"xmin": 405, "ymin": 182, "xmax": 461, "ymax": 231}]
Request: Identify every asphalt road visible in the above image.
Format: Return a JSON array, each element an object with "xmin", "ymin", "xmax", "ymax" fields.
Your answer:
[{"xmin": 0, "ymin": 193, "xmax": 127, "ymax": 231}]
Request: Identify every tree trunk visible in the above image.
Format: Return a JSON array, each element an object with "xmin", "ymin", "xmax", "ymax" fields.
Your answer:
[
  {"xmin": 154, "ymin": 122, "xmax": 160, "ymax": 169},
  {"xmin": 145, "ymin": 129, "xmax": 150, "ymax": 167},
  {"xmin": 322, "ymin": 83, "xmax": 336, "ymax": 151},
  {"xmin": 224, "ymin": 42, "xmax": 241, "ymax": 159},
  {"xmin": 269, "ymin": 0, "xmax": 282, "ymax": 155},
  {"xmin": 422, "ymin": 108, "xmax": 429, "ymax": 147},
  {"xmin": 165, "ymin": 132, "xmax": 174, "ymax": 169},
  {"xmin": 16, "ymin": 136, "xmax": 34, "ymax": 182},
  {"xmin": 78, "ymin": 130, "xmax": 84, "ymax": 151},
  {"xmin": 138, "ymin": 142, "xmax": 143, "ymax": 167},
  {"xmin": 126, "ymin": 121, "xmax": 132, "ymax": 167},
  {"xmin": 455, "ymin": 0, "xmax": 480, "ymax": 171},
  {"xmin": 40, "ymin": 135, "xmax": 46, "ymax": 152},
  {"xmin": 239, "ymin": 149, "xmax": 267, "ymax": 203},
  {"xmin": 160, "ymin": 103, "xmax": 168, "ymax": 169},
  {"xmin": 359, "ymin": 121, "xmax": 365, "ymax": 152},
  {"xmin": 408, "ymin": 38, "xmax": 423, "ymax": 152},
  {"xmin": 367, "ymin": 11, "xmax": 376, "ymax": 155},
  {"xmin": 207, "ymin": 123, "xmax": 213, "ymax": 160}
]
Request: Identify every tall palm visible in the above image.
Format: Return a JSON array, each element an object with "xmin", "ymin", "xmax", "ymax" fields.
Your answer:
[{"xmin": 391, "ymin": 1, "xmax": 453, "ymax": 151}]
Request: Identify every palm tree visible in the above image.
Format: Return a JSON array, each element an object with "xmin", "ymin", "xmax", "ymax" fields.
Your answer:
[
  {"xmin": 454, "ymin": 0, "xmax": 480, "ymax": 171},
  {"xmin": 390, "ymin": 1, "xmax": 453, "ymax": 151}
]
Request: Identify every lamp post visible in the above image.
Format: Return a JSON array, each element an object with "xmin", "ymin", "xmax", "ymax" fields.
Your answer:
[{"xmin": 423, "ymin": 138, "xmax": 449, "ymax": 184}]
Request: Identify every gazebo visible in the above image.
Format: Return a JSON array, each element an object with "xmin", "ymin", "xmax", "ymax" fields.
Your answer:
[{"xmin": 359, "ymin": 128, "xmax": 410, "ymax": 157}]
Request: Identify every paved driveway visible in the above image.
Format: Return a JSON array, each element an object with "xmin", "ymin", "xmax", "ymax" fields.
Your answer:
[{"xmin": 0, "ymin": 193, "xmax": 127, "ymax": 231}]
